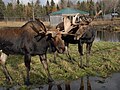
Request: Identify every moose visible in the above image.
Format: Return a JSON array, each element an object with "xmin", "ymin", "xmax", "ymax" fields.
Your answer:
[
  {"xmin": 0, "ymin": 19, "xmax": 65, "ymax": 85},
  {"xmin": 55, "ymin": 11, "xmax": 102, "ymax": 68}
]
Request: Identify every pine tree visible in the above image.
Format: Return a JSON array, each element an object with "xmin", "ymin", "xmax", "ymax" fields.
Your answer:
[
  {"xmin": 50, "ymin": 0, "xmax": 55, "ymax": 12},
  {"xmin": 51, "ymin": 0, "xmax": 55, "ymax": 6},
  {"xmin": 60, "ymin": 0, "xmax": 65, "ymax": 9},
  {"xmin": 15, "ymin": 3, "xmax": 24, "ymax": 19},
  {"xmin": 34, "ymin": 0, "xmax": 42, "ymax": 17},
  {"xmin": 46, "ymin": 0, "xmax": 50, "ymax": 6},
  {"xmin": 76, "ymin": 1, "xmax": 80, "ymax": 9},
  {"xmin": 117, "ymin": 0, "xmax": 120, "ymax": 16},
  {"xmin": 67, "ymin": 0, "xmax": 70, "ymax": 7},
  {"xmin": 17, "ymin": 0, "xmax": 20, "ymax": 5},
  {"xmin": 79, "ymin": 1, "xmax": 87, "ymax": 11},
  {"xmin": 46, "ymin": 0, "xmax": 50, "ymax": 15},
  {"xmin": 89, "ymin": 0, "xmax": 95, "ymax": 16},
  {"xmin": 0, "ymin": 0, "xmax": 6, "ymax": 16},
  {"xmin": 6, "ymin": 3, "xmax": 14, "ymax": 18},
  {"xmin": 56, "ymin": 4, "xmax": 60, "ymax": 10},
  {"xmin": 26, "ymin": 2, "xmax": 33, "ymax": 19}
]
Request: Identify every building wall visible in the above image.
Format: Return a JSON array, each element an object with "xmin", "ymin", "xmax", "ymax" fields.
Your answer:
[
  {"xmin": 103, "ymin": 14, "xmax": 112, "ymax": 20},
  {"xmin": 50, "ymin": 15, "xmax": 63, "ymax": 26}
]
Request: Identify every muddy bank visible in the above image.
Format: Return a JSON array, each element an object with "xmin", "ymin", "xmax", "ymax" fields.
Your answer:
[{"xmin": 92, "ymin": 20, "xmax": 120, "ymax": 32}]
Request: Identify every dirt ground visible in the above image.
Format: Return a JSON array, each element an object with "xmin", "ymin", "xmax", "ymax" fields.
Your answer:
[
  {"xmin": 92, "ymin": 19, "xmax": 120, "ymax": 32},
  {"xmin": 92, "ymin": 19, "xmax": 120, "ymax": 25},
  {"xmin": 0, "ymin": 21, "xmax": 50, "ymax": 28},
  {"xmin": 0, "ymin": 21, "xmax": 26, "ymax": 27}
]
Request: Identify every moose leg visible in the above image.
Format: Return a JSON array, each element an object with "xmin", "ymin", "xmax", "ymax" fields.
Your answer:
[
  {"xmin": 64, "ymin": 43, "xmax": 72, "ymax": 60},
  {"xmin": 1, "ymin": 65, "xmax": 13, "ymax": 83},
  {"xmin": 53, "ymin": 51, "xmax": 58, "ymax": 62},
  {"xmin": 24, "ymin": 54, "xmax": 31, "ymax": 85},
  {"xmin": 65, "ymin": 46, "xmax": 72, "ymax": 60},
  {"xmin": 0, "ymin": 53, "xmax": 13, "ymax": 83},
  {"xmin": 86, "ymin": 43, "xmax": 92, "ymax": 67},
  {"xmin": 39, "ymin": 54, "xmax": 53, "ymax": 82},
  {"xmin": 78, "ymin": 42, "xmax": 84, "ymax": 68}
]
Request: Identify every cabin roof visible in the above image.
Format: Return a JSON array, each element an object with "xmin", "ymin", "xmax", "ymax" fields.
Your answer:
[{"xmin": 50, "ymin": 8, "xmax": 89, "ymax": 16}]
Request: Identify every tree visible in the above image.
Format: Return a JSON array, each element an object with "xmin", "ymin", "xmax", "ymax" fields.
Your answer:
[
  {"xmin": 116, "ymin": 0, "xmax": 120, "ymax": 16},
  {"xmin": 60, "ymin": 0, "xmax": 66, "ymax": 9},
  {"xmin": 56, "ymin": 4, "xmax": 60, "ymax": 10},
  {"xmin": 0, "ymin": 0, "xmax": 6, "ymax": 16},
  {"xmin": 100, "ymin": 0, "xmax": 118, "ymax": 15},
  {"xmin": 51, "ymin": 6, "xmax": 57, "ymax": 12},
  {"xmin": 5, "ymin": 3, "xmax": 14, "ymax": 19},
  {"xmin": 50, "ymin": 0, "xmax": 56, "ymax": 12},
  {"xmin": 11, "ymin": 0, "xmax": 17, "ymax": 9},
  {"xmin": 89, "ymin": 0, "xmax": 95, "ymax": 16},
  {"xmin": 76, "ymin": 1, "xmax": 80, "ymax": 9},
  {"xmin": 46, "ymin": 0, "xmax": 51, "ymax": 15},
  {"xmin": 67, "ymin": 0, "xmax": 70, "ymax": 7},
  {"xmin": 25, "ymin": 2, "xmax": 33, "ymax": 19},
  {"xmin": 15, "ymin": 1, "xmax": 24, "ymax": 19},
  {"xmin": 27, "ymin": 0, "xmax": 41, "ymax": 20},
  {"xmin": 67, "ymin": 0, "xmax": 74, "ymax": 8},
  {"xmin": 95, "ymin": 1, "xmax": 102, "ymax": 12},
  {"xmin": 17, "ymin": 0, "xmax": 20, "ymax": 5},
  {"xmin": 34, "ymin": 0, "xmax": 42, "ymax": 17},
  {"xmin": 79, "ymin": 1, "xmax": 87, "ymax": 11},
  {"xmin": 51, "ymin": 0, "xmax": 55, "ymax": 6}
]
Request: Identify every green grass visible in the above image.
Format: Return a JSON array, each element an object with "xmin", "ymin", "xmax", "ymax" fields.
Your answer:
[{"xmin": 0, "ymin": 41, "xmax": 120, "ymax": 87}]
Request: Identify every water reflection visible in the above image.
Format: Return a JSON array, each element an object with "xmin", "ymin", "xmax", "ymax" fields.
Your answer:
[
  {"xmin": 38, "ymin": 73, "xmax": 120, "ymax": 90},
  {"xmin": 86, "ymin": 76, "xmax": 91, "ymax": 90},
  {"xmin": 95, "ymin": 31, "xmax": 120, "ymax": 42},
  {"xmin": 48, "ymin": 84, "xmax": 62, "ymax": 90},
  {"xmin": 65, "ymin": 83, "xmax": 70, "ymax": 90},
  {"xmin": 44, "ymin": 76, "xmax": 92, "ymax": 90},
  {"xmin": 79, "ymin": 76, "xmax": 91, "ymax": 90},
  {"xmin": 1, "ymin": 73, "xmax": 120, "ymax": 90}
]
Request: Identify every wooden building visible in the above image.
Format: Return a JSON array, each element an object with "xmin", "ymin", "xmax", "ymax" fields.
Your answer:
[{"xmin": 49, "ymin": 8, "xmax": 89, "ymax": 26}]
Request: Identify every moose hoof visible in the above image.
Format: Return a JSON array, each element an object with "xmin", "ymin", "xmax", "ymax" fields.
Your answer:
[{"xmin": 24, "ymin": 81, "xmax": 32, "ymax": 86}]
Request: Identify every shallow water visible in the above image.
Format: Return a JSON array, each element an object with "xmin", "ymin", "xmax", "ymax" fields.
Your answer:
[
  {"xmin": 35, "ymin": 73, "xmax": 120, "ymax": 90},
  {"xmin": 95, "ymin": 31, "xmax": 120, "ymax": 42},
  {"xmin": 1, "ymin": 73, "xmax": 119, "ymax": 90}
]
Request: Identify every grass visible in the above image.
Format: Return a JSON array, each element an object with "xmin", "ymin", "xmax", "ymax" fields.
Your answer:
[
  {"xmin": 0, "ymin": 41, "xmax": 120, "ymax": 87},
  {"xmin": 0, "ymin": 21, "xmax": 26, "ymax": 27},
  {"xmin": 0, "ymin": 21, "xmax": 50, "ymax": 28}
]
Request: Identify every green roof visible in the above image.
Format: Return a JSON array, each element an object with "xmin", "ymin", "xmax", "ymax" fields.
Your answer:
[{"xmin": 50, "ymin": 8, "xmax": 89, "ymax": 15}]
